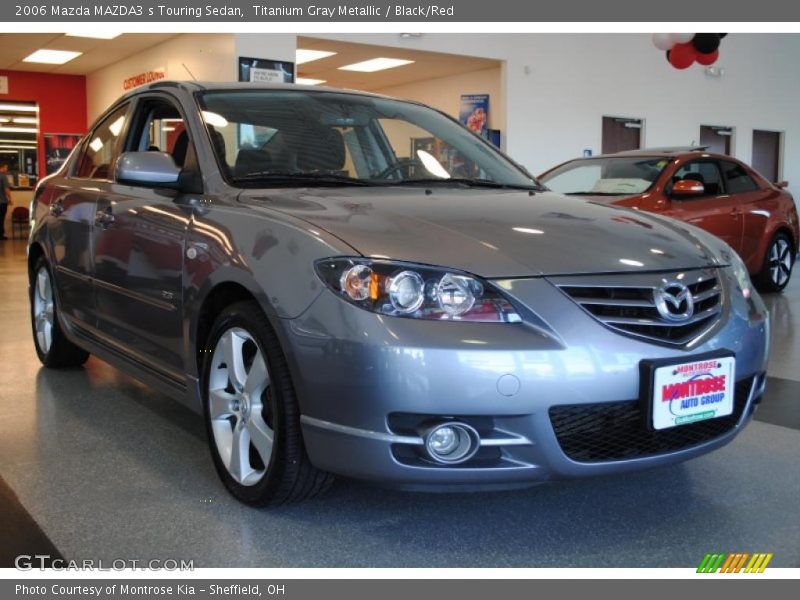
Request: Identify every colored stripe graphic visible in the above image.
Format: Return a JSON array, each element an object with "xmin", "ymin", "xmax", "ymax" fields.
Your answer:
[{"xmin": 697, "ymin": 552, "xmax": 771, "ymax": 573}]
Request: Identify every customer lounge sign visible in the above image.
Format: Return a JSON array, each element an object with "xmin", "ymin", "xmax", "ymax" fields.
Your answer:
[{"xmin": 123, "ymin": 68, "xmax": 166, "ymax": 91}]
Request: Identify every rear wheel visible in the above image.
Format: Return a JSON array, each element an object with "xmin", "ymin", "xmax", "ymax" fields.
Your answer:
[
  {"xmin": 755, "ymin": 233, "xmax": 795, "ymax": 293},
  {"xmin": 30, "ymin": 257, "xmax": 89, "ymax": 368},
  {"xmin": 202, "ymin": 301, "xmax": 333, "ymax": 505}
]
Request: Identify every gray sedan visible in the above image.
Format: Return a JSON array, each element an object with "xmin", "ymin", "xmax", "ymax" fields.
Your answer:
[{"xmin": 28, "ymin": 82, "xmax": 769, "ymax": 505}]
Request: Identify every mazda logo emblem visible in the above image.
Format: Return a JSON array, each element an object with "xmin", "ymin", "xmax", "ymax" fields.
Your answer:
[{"xmin": 653, "ymin": 282, "xmax": 694, "ymax": 322}]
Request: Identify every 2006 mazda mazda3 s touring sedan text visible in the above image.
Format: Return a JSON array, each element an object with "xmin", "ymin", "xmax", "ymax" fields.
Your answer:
[{"xmin": 28, "ymin": 82, "xmax": 769, "ymax": 505}]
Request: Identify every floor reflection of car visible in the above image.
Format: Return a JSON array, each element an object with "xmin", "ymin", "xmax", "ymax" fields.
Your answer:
[
  {"xmin": 539, "ymin": 147, "xmax": 799, "ymax": 292},
  {"xmin": 28, "ymin": 84, "xmax": 769, "ymax": 506}
]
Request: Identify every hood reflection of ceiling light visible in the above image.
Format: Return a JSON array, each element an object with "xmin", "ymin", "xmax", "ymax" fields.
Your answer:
[
  {"xmin": 338, "ymin": 58, "xmax": 415, "ymax": 72},
  {"xmin": 23, "ymin": 49, "xmax": 82, "ymax": 65},
  {"xmin": 295, "ymin": 77, "xmax": 327, "ymax": 86},
  {"xmin": 296, "ymin": 49, "xmax": 337, "ymax": 65},
  {"xmin": 513, "ymin": 227, "xmax": 544, "ymax": 235},
  {"xmin": 619, "ymin": 258, "xmax": 644, "ymax": 267},
  {"xmin": 416, "ymin": 150, "xmax": 450, "ymax": 179}
]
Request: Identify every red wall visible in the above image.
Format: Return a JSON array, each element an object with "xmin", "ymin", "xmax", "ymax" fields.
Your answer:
[{"xmin": 0, "ymin": 70, "xmax": 87, "ymax": 179}]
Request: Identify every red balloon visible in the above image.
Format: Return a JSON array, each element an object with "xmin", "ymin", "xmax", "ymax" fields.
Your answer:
[
  {"xmin": 669, "ymin": 42, "xmax": 697, "ymax": 69},
  {"xmin": 696, "ymin": 49, "xmax": 719, "ymax": 65}
]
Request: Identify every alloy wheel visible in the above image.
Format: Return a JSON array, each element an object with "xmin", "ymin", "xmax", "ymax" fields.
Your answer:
[
  {"xmin": 207, "ymin": 327, "xmax": 274, "ymax": 486},
  {"xmin": 33, "ymin": 267, "xmax": 54, "ymax": 354},
  {"xmin": 769, "ymin": 238, "xmax": 793, "ymax": 287}
]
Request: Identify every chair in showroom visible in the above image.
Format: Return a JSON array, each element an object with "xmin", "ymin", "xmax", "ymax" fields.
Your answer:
[{"xmin": 11, "ymin": 206, "xmax": 29, "ymax": 239}]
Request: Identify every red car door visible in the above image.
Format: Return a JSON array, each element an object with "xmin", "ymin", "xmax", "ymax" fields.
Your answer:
[
  {"xmin": 718, "ymin": 160, "xmax": 772, "ymax": 271},
  {"xmin": 662, "ymin": 158, "xmax": 744, "ymax": 253}
]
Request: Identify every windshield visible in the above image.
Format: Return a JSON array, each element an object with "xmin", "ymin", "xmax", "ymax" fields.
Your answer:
[
  {"xmin": 540, "ymin": 156, "xmax": 670, "ymax": 195},
  {"xmin": 197, "ymin": 90, "xmax": 538, "ymax": 188}
]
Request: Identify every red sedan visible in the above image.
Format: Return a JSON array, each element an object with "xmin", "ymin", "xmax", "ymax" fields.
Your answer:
[{"xmin": 540, "ymin": 147, "xmax": 799, "ymax": 292}]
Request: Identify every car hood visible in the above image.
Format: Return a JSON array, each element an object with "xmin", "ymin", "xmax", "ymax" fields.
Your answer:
[{"xmin": 238, "ymin": 187, "xmax": 720, "ymax": 278}]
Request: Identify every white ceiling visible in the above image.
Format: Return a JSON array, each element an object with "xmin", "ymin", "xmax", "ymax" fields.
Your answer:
[
  {"xmin": 0, "ymin": 34, "xmax": 179, "ymax": 75},
  {"xmin": 297, "ymin": 37, "xmax": 500, "ymax": 91}
]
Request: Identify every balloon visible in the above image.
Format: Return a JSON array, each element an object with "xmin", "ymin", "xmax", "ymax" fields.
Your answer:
[
  {"xmin": 669, "ymin": 42, "xmax": 697, "ymax": 69},
  {"xmin": 652, "ymin": 33, "xmax": 675, "ymax": 51},
  {"xmin": 672, "ymin": 33, "xmax": 695, "ymax": 44},
  {"xmin": 692, "ymin": 33, "xmax": 721, "ymax": 54},
  {"xmin": 696, "ymin": 49, "xmax": 719, "ymax": 66}
]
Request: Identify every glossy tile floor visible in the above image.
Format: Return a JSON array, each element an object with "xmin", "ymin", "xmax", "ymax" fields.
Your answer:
[{"xmin": 1, "ymin": 237, "xmax": 799, "ymax": 568}]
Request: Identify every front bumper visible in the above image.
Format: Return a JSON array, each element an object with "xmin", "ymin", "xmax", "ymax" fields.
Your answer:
[{"xmin": 282, "ymin": 268, "xmax": 770, "ymax": 490}]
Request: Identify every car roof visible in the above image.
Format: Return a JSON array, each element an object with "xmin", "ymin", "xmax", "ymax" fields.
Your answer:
[
  {"xmin": 587, "ymin": 146, "xmax": 729, "ymax": 160},
  {"xmin": 117, "ymin": 79, "xmax": 396, "ymax": 102}
]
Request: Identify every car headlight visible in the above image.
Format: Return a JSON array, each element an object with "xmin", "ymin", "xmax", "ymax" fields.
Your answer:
[
  {"xmin": 729, "ymin": 251, "xmax": 752, "ymax": 300},
  {"xmin": 315, "ymin": 258, "xmax": 521, "ymax": 323}
]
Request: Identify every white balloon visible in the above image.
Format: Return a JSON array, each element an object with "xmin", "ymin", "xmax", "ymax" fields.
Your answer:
[
  {"xmin": 652, "ymin": 33, "xmax": 675, "ymax": 51},
  {"xmin": 671, "ymin": 33, "xmax": 695, "ymax": 44}
]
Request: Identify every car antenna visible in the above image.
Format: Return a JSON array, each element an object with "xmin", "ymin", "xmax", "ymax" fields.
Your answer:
[{"xmin": 182, "ymin": 63, "xmax": 198, "ymax": 81}]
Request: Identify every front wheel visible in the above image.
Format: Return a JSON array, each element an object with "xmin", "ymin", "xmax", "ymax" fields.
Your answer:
[
  {"xmin": 30, "ymin": 257, "xmax": 89, "ymax": 368},
  {"xmin": 202, "ymin": 301, "xmax": 333, "ymax": 505},
  {"xmin": 755, "ymin": 232, "xmax": 795, "ymax": 293}
]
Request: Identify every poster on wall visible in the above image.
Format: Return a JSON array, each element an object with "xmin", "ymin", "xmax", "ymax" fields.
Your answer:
[
  {"xmin": 44, "ymin": 133, "xmax": 82, "ymax": 175},
  {"xmin": 459, "ymin": 94, "xmax": 490, "ymax": 138},
  {"xmin": 238, "ymin": 57, "xmax": 295, "ymax": 83}
]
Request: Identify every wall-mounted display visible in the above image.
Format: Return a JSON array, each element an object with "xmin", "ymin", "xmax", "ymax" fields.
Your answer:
[
  {"xmin": 459, "ymin": 94, "xmax": 489, "ymax": 138},
  {"xmin": 44, "ymin": 133, "xmax": 81, "ymax": 175},
  {"xmin": 238, "ymin": 56, "xmax": 295, "ymax": 83}
]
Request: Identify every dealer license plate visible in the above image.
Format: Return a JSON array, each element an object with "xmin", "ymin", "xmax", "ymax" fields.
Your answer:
[{"xmin": 651, "ymin": 356, "xmax": 736, "ymax": 430}]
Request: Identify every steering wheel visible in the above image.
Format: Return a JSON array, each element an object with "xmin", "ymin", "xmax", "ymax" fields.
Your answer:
[{"xmin": 372, "ymin": 157, "xmax": 425, "ymax": 180}]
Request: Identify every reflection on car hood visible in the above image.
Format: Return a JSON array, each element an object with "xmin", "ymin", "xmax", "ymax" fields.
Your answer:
[{"xmin": 238, "ymin": 188, "xmax": 719, "ymax": 278}]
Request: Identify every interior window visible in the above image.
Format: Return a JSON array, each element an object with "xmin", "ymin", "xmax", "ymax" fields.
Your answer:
[
  {"xmin": 130, "ymin": 99, "xmax": 195, "ymax": 168},
  {"xmin": 75, "ymin": 104, "xmax": 129, "ymax": 179},
  {"xmin": 721, "ymin": 161, "xmax": 759, "ymax": 194},
  {"xmin": 672, "ymin": 161, "xmax": 724, "ymax": 196}
]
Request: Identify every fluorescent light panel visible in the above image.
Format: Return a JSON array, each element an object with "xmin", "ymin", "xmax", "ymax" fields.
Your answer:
[
  {"xmin": 295, "ymin": 49, "xmax": 337, "ymax": 65},
  {"xmin": 338, "ymin": 57, "xmax": 415, "ymax": 72},
  {"xmin": 64, "ymin": 31, "xmax": 122, "ymax": 39},
  {"xmin": 0, "ymin": 104, "xmax": 38, "ymax": 112},
  {"xmin": 12, "ymin": 117, "xmax": 38, "ymax": 124},
  {"xmin": 0, "ymin": 126, "xmax": 38, "ymax": 133},
  {"xmin": 23, "ymin": 49, "xmax": 82, "ymax": 65},
  {"xmin": 295, "ymin": 77, "xmax": 327, "ymax": 86}
]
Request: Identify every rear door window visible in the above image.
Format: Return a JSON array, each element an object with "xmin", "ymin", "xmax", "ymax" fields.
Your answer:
[{"xmin": 721, "ymin": 161, "xmax": 759, "ymax": 194}]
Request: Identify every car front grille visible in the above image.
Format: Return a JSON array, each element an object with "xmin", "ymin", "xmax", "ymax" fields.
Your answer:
[
  {"xmin": 548, "ymin": 376, "xmax": 754, "ymax": 463},
  {"xmin": 553, "ymin": 269, "xmax": 722, "ymax": 346}
]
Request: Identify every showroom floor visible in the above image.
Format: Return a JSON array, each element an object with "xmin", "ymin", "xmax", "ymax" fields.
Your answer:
[{"xmin": 1, "ymin": 237, "xmax": 798, "ymax": 568}]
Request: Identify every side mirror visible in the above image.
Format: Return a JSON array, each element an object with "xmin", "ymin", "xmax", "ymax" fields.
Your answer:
[
  {"xmin": 116, "ymin": 151, "xmax": 180, "ymax": 188},
  {"xmin": 672, "ymin": 179, "xmax": 705, "ymax": 197},
  {"xmin": 776, "ymin": 180, "xmax": 789, "ymax": 189}
]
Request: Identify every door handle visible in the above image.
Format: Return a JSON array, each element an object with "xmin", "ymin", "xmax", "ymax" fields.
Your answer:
[
  {"xmin": 49, "ymin": 200, "xmax": 64, "ymax": 217},
  {"xmin": 95, "ymin": 206, "xmax": 115, "ymax": 228}
]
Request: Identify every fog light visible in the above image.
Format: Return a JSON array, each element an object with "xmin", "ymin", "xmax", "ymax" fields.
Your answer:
[{"xmin": 423, "ymin": 422, "xmax": 480, "ymax": 464}]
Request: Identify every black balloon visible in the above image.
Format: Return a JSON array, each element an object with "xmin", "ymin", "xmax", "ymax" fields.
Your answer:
[{"xmin": 693, "ymin": 33, "xmax": 721, "ymax": 54}]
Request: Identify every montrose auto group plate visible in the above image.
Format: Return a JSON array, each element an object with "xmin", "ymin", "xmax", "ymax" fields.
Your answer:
[{"xmin": 651, "ymin": 356, "xmax": 736, "ymax": 430}]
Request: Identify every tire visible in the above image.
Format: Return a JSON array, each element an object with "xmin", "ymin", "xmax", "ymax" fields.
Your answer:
[
  {"xmin": 201, "ymin": 300, "xmax": 333, "ymax": 506},
  {"xmin": 30, "ymin": 257, "xmax": 90, "ymax": 368},
  {"xmin": 755, "ymin": 232, "xmax": 795, "ymax": 293}
]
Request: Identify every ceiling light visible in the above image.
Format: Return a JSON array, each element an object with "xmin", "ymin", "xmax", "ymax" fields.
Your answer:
[
  {"xmin": 0, "ymin": 104, "xmax": 38, "ymax": 112},
  {"xmin": 295, "ymin": 77, "xmax": 327, "ymax": 86},
  {"xmin": 201, "ymin": 111, "xmax": 229, "ymax": 128},
  {"xmin": 12, "ymin": 117, "xmax": 38, "ymax": 124},
  {"xmin": 162, "ymin": 126, "xmax": 176, "ymax": 132},
  {"xmin": 0, "ymin": 118, "xmax": 8, "ymax": 123},
  {"xmin": 108, "ymin": 116, "xmax": 125, "ymax": 137},
  {"xmin": 0, "ymin": 126, "xmax": 38, "ymax": 133},
  {"xmin": 295, "ymin": 49, "xmax": 337, "ymax": 65},
  {"xmin": 23, "ymin": 49, "xmax": 82, "ymax": 65},
  {"xmin": 0, "ymin": 145, "xmax": 36, "ymax": 150},
  {"xmin": 64, "ymin": 31, "xmax": 122, "ymax": 40},
  {"xmin": 338, "ymin": 58, "xmax": 415, "ymax": 72}
]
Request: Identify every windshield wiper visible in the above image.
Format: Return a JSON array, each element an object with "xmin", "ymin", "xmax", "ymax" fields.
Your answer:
[
  {"xmin": 232, "ymin": 171, "xmax": 376, "ymax": 186},
  {"xmin": 384, "ymin": 177, "xmax": 540, "ymax": 190}
]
